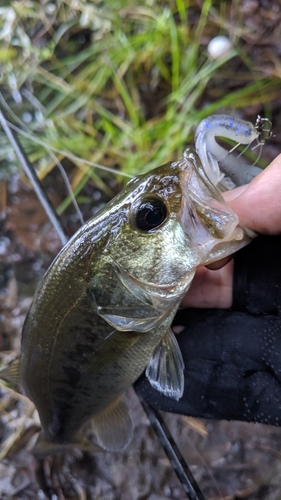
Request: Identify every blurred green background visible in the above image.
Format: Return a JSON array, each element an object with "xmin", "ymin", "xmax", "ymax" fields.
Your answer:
[{"xmin": 0, "ymin": 0, "xmax": 280, "ymax": 209}]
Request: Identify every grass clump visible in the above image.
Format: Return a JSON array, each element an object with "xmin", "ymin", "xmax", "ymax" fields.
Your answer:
[{"xmin": 0, "ymin": 0, "xmax": 280, "ymax": 203}]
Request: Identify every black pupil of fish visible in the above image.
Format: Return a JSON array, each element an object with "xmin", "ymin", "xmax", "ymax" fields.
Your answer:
[{"xmin": 136, "ymin": 200, "xmax": 166, "ymax": 230}]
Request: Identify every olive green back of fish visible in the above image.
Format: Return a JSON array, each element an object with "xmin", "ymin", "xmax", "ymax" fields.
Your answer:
[
  {"xmin": 19, "ymin": 150, "xmax": 252, "ymax": 453},
  {"xmin": 19, "ymin": 162, "xmax": 183, "ymax": 451}
]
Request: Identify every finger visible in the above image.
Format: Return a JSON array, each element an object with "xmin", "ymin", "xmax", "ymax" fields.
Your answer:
[
  {"xmin": 181, "ymin": 154, "xmax": 281, "ymax": 310},
  {"xmin": 181, "ymin": 259, "xmax": 234, "ymax": 309},
  {"xmin": 224, "ymin": 154, "xmax": 281, "ymax": 235},
  {"xmin": 206, "ymin": 255, "xmax": 232, "ymax": 270}
]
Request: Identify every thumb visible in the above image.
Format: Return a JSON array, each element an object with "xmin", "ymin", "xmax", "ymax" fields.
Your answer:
[{"xmin": 223, "ymin": 154, "xmax": 281, "ymax": 235}]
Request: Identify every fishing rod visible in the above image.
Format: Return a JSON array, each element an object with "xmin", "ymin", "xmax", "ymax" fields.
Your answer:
[
  {"xmin": 0, "ymin": 102, "xmax": 206, "ymax": 500},
  {"xmin": 141, "ymin": 401, "xmax": 205, "ymax": 500},
  {"xmin": 0, "ymin": 107, "xmax": 68, "ymax": 247}
]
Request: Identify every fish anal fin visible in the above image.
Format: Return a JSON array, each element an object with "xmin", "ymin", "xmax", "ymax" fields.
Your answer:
[
  {"xmin": 145, "ymin": 328, "xmax": 185, "ymax": 401},
  {"xmin": 92, "ymin": 397, "xmax": 133, "ymax": 451},
  {"xmin": 0, "ymin": 358, "xmax": 21, "ymax": 387}
]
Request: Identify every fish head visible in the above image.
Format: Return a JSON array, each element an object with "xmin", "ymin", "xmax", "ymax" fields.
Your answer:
[{"xmin": 90, "ymin": 147, "xmax": 247, "ymax": 331}]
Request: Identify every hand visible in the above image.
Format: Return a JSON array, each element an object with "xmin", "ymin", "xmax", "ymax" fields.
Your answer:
[{"xmin": 181, "ymin": 153, "xmax": 281, "ymax": 309}]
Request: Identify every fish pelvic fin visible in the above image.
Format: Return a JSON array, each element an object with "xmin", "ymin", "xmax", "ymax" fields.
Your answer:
[
  {"xmin": 92, "ymin": 397, "xmax": 133, "ymax": 451},
  {"xmin": 33, "ymin": 433, "xmax": 103, "ymax": 458},
  {"xmin": 145, "ymin": 328, "xmax": 185, "ymax": 401},
  {"xmin": 0, "ymin": 358, "xmax": 21, "ymax": 387}
]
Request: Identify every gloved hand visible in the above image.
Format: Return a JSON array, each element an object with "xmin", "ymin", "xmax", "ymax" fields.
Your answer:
[{"xmin": 134, "ymin": 234, "xmax": 281, "ymax": 425}]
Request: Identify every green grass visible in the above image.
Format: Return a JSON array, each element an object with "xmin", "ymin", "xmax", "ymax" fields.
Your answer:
[{"xmin": 0, "ymin": 0, "xmax": 280, "ymax": 205}]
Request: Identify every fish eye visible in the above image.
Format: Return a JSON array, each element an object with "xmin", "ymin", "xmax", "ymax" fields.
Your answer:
[{"xmin": 135, "ymin": 198, "xmax": 167, "ymax": 231}]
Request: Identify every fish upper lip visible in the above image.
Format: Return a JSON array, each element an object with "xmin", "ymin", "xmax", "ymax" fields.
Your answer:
[{"xmin": 176, "ymin": 162, "xmax": 240, "ymax": 273}]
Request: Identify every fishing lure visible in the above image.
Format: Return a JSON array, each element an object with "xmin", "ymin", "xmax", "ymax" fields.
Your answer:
[{"xmin": 195, "ymin": 114, "xmax": 271, "ymax": 188}]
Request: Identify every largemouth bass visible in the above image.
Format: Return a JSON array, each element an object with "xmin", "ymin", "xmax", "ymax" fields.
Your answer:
[{"xmin": 5, "ymin": 115, "xmax": 264, "ymax": 454}]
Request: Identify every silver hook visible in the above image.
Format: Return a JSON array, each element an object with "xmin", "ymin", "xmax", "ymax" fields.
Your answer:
[
  {"xmin": 227, "ymin": 115, "xmax": 274, "ymax": 168},
  {"xmin": 254, "ymin": 115, "xmax": 273, "ymax": 146},
  {"xmin": 249, "ymin": 115, "xmax": 274, "ymax": 166}
]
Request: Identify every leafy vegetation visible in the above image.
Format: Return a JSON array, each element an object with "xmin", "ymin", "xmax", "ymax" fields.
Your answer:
[{"xmin": 0, "ymin": 0, "xmax": 280, "ymax": 204}]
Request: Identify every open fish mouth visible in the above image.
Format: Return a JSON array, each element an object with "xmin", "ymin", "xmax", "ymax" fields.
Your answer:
[{"xmin": 176, "ymin": 148, "xmax": 248, "ymax": 264}]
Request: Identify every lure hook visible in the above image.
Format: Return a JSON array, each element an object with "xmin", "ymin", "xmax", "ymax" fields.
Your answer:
[
  {"xmin": 250, "ymin": 116, "xmax": 274, "ymax": 166},
  {"xmin": 228, "ymin": 115, "xmax": 273, "ymax": 157},
  {"xmin": 254, "ymin": 115, "xmax": 273, "ymax": 146}
]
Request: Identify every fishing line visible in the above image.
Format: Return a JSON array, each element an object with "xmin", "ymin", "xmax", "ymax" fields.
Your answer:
[
  {"xmin": 183, "ymin": 429, "xmax": 222, "ymax": 499},
  {"xmin": 2, "ymin": 118, "xmax": 133, "ymax": 179},
  {"xmin": 234, "ymin": 141, "xmax": 251, "ymax": 159},
  {"xmin": 251, "ymin": 143, "xmax": 263, "ymax": 167},
  {"xmin": 0, "ymin": 106, "xmax": 68, "ymax": 246},
  {"xmin": 54, "ymin": 159, "xmax": 85, "ymax": 225},
  {"xmin": 0, "ymin": 100, "xmax": 205, "ymax": 498},
  {"xmin": 0, "ymin": 93, "xmax": 84, "ymax": 226},
  {"xmin": 230, "ymin": 140, "xmax": 262, "ymax": 169}
]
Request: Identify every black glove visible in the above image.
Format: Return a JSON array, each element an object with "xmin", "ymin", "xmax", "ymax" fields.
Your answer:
[{"xmin": 134, "ymin": 235, "xmax": 281, "ymax": 426}]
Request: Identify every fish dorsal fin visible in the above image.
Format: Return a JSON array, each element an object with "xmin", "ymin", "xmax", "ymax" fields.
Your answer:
[
  {"xmin": 0, "ymin": 358, "xmax": 21, "ymax": 386},
  {"xmin": 145, "ymin": 328, "xmax": 185, "ymax": 400},
  {"xmin": 92, "ymin": 397, "xmax": 133, "ymax": 451}
]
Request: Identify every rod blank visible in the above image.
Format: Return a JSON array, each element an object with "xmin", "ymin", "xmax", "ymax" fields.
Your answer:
[
  {"xmin": 141, "ymin": 401, "xmax": 206, "ymax": 500},
  {"xmin": 0, "ymin": 106, "xmax": 68, "ymax": 246}
]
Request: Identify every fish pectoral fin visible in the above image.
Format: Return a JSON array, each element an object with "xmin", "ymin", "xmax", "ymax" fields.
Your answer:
[
  {"xmin": 145, "ymin": 328, "xmax": 185, "ymax": 401},
  {"xmin": 0, "ymin": 358, "xmax": 21, "ymax": 387},
  {"xmin": 92, "ymin": 397, "xmax": 133, "ymax": 451},
  {"xmin": 34, "ymin": 433, "xmax": 103, "ymax": 458}
]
